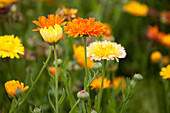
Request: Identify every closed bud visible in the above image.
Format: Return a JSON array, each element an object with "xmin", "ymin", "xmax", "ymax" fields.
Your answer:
[
  {"xmin": 15, "ymin": 88, "xmax": 23, "ymax": 97},
  {"xmin": 53, "ymin": 59, "xmax": 62, "ymax": 66},
  {"xmin": 133, "ymin": 73, "xmax": 143, "ymax": 81},
  {"xmin": 93, "ymin": 62, "xmax": 102, "ymax": 69},
  {"xmin": 91, "ymin": 109, "xmax": 97, "ymax": 113},
  {"xmin": 77, "ymin": 90, "xmax": 89, "ymax": 100},
  {"xmin": 33, "ymin": 106, "xmax": 41, "ymax": 113}
]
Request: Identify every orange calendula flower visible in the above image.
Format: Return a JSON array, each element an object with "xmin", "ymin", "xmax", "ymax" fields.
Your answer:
[
  {"xmin": 73, "ymin": 44, "xmax": 94, "ymax": 68},
  {"xmin": 0, "ymin": 0, "xmax": 18, "ymax": 8},
  {"xmin": 4, "ymin": 80, "xmax": 29, "ymax": 97},
  {"xmin": 0, "ymin": 35, "xmax": 24, "ymax": 59},
  {"xmin": 47, "ymin": 66, "xmax": 60, "ymax": 76},
  {"xmin": 162, "ymin": 56, "xmax": 170, "ymax": 65},
  {"xmin": 32, "ymin": 14, "xmax": 66, "ymax": 44},
  {"xmin": 90, "ymin": 76, "xmax": 111, "ymax": 90},
  {"xmin": 112, "ymin": 76, "xmax": 126, "ymax": 90},
  {"xmin": 87, "ymin": 40, "xmax": 126, "ymax": 62},
  {"xmin": 102, "ymin": 23, "xmax": 114, "ymax": 41},
  {"xmin": 123, "ymin": 1, "xmax": 149, "ymax": 16},
  {"xmin": 161, "ymin": 34, "xmax": 170, "ymax": 48},
  {"xmin": 64, "ymin": 17, "xmax": 105, "ymax": 38},
  {"xmin": 150, "ymin": 51, "xmax": 162, "ymax": 63},
  {"xmin": 160, "ymin": 65, "xmax": 170, "ymax": 79}
]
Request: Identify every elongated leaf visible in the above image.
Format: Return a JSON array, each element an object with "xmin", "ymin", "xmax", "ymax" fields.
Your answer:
[{"xmin": 57, "ymin": 89, "xmax": 66, "ymax": 106}]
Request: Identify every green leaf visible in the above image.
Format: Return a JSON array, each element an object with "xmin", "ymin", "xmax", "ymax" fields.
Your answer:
[{"xmin": 57, "ymin": 89, "xmax": 66, "ymax": 106}]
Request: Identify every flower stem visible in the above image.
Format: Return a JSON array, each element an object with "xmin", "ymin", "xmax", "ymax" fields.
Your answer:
[
  {"xmin": 97, "ymin": 60, "xmax": 107, "ymax": 112},
  {"xmin": 19, "ymin": 46, "xmax": 53, "ymax": 106},
  {"xmin": 53, "ymin": 45, "xmax": 58, "ymax": 113},
  {"xmin": 69, "ymin": 99, "xmax": 80, "ymax": 113},
  {"xmin": 82, "ymin": 101, "xmax": 86, "ymax": 113},
  {"xmin": 83, "ymin": 37, "xmax": 88, "ymax": 90}
]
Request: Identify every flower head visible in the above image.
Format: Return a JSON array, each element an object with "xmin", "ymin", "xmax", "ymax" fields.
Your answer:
[
  {"xmin": 0, "ymin": 35, "xmax": 24, "ymax": 59},
  {"xmin": 4, "ymin": 80, "xmax": 29, "ymax": 97},
  {"xmin": 47, "ymin": 66, "xmax": 60, "ymax": 76},
  {"xmin": 150, "ymin": 51, "xmax": 162, "ymax": 63},
  {"xmin": 0, "ymin": 0, "xmax": 18, "ymax": 8},
  {"xmin": 73, "ymin": 44, "xmax": 94, "ymax": 68},
  {"xmin": 162, "ymin": 56, "xmax": 170, "ymax": 65},
  {"xmin": 87, "ymin": 40, "xmax": 126, "ymax": 62},
  {"xmin": 160, "ymin": 65, "xmax": 170, "ymax": 79},
  {"xmin": 123, "ymin": 1, "xmax": 149, "ymax": 16},
  {"xmin": 64, "ymin": 17, "xmax": 105, "ymax": 38},
  {"xmin": 160, "ymin": 11, "xmax": 170, "ymax": 25},
  {"xmin": 161, "ymin": 34, "xmax": 170, "ymax": 48},
  {"xmin": 112, "ymin": 76, "xmax": 126, "ymax": 90},
  {"xmin": 90, "ymin": 76, "xmax": 111, "ymax": 90},
  {"xmin": 102, "ymin": 23, "xmax": 114, "ymax": 41}
]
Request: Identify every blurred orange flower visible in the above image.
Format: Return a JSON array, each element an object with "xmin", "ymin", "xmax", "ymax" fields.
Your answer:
[
  {"xmin": 112, "ymin": 76, "xmax": 126, "ymax": 90},
  {"xmin": 162, "ymin": 56, "xmax": 170, "ymax": 65},
  {"xmin": 47, "ymin": 66, "xmax": 60, "ymax": 76},
  {"xmin": 161, "ymin": 34, "xmax": 170, "ymax": 48},
  {"xmin": 160, "ymin": 11, "xmax": 170, "ymax": 25},
  {"xmin": 160, "ymin": 65, "xmax": 170, "ymax": 79},
  {"xmin": 90, "ymin": 76, "xmax": 111, "ymax": 90},
  {"xmin": 0, "ymin": 0, "xmax": 18, "ymax": 8},
  {"xmin": 73, "ymin": 44, "xmax": 94, "ymax": 68},
  {"xmin": 102, "ymin": 23, "xmax": 114, "ymax": 41},
  {"xmin": 150, "ymin": 51, "xmax": 162, "ymax": 63},
  {"xmin": 64, "ymin": 17, "xmax": 105, "ymax": 38},
  {"xmin": 32, "ymin": 14, "xmax": 66, "ymax": 31}
]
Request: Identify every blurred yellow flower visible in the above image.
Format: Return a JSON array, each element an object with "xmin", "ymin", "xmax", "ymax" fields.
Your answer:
[
  {"xmin": 87, "ymin": 40, "xmax": 126, "ymax": 62},
  {"xmin": 0, "ymin": 0, "xmax": 18, "ymax": 8},
  {"xmin": 90, "ymin": 76, "xmax": 111, "ymax": 90},
  {"xmin": 150, "ymin": 51, "xmax": 162, "ymax": 63},
  {"xmin": 73, "ymin": 44, "xmax": 94, "ymax": 68},
  {"xmin": 123, "ymin": 1, "xmax": 149, "ymax": 16},
  {"xmin": 160, "ymin": 65, "xmax": 170, "ymax": 79},
  {"xmin": 4, "ymin": 80, "xmax": 29, "ymax": 97},
  {"xmin": 162, "ymin": 56, "xmax": 170, "ymax": 65},
  {"xmin": 0, "ymin": 35, "xmax": 24, "ymax": 59},
  {"xmin": 161, "ymin": 34, "xmax": 170, "ymax": 48},
  {"xmin": 112, "ymin": 76, "xmax": 126, "ymax": 90}
]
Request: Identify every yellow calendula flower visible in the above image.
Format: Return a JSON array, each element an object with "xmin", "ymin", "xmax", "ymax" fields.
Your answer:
[
  {"xmin": 123, "ymin": 1, "xmax": 149, "ymax": 16},
  {"xmin": 0, "ymin": 0, "xmax": 18, "ymax": 8},
  {"xmin": 4, "ymin": 80, "xmax": 29, "ymax": 97},
  {"xmin": 112, "ymin": 76, "xmax": 126, "ymax": 90},
  {"xmin": 87, "ymin": 40, "xmax": 126, "ymax": 62},
  {"xmin": 90, "ymin": 76, "xmax": 111, "ymax": 90},
  {"xmin": 160, "ymin": 65, "xmax": 170, "ymax": 79},
  {"xmin": 161, "ymin": 34, "xmax": 170, "ymax": 48},
  {"xmin": 150, "ymin": 51, "xmax": 162, "ymax": 63},
  {"xmin": 0, "ymin": 35, "xmax": 24, "ymax": 59},
  {"xmin": 73, "ymin": 44, "xmax": 94, "ymax": 68}
]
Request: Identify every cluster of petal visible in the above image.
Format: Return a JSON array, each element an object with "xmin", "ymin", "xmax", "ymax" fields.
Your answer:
[
  {"xmin": 90, "ymin": 76, "xmax": 111, "ymax": 90},
  {"xmin": 146, "ymin": 25, "xmax": 165, "ymax": 42},
  {"xmin": 32, "ymin": 14, "xmax": 66, "ymax": 31},
  {"xmin": 150, "ymin": 51, "xmax": 162, "ymax": 63},
  {"xmin": 161, "ymin": 34, "xmax": 170, "ymax": 48},
  {"xmin": 112, "ymin": 76, "xmax": 126, "ymax": 90},
  {"xmin": 64, "ymin": 17, "xmax": 105, "ymax": 38},
  {"xmin": 40, "ymin": 24, "xmax": 63, "ymax": 44},
  {"xmin": 4, "ymin": 80, "xmax": 29, "ymax": 97},
  {"xmin": 87, "ymin": 40, "xmax": 126, "ymax": 62},
  {"xmin": 160, "ymin": 65, "xmax": 170, "ymax": 79},
  {"xmin": 0, "ymin": 35, "xmax": 24, "ymax": 59},
  {"xmin": 0, "ymin": 0, "xmax": 18, "ymax": 8},
  {"xmin": 47, "ymin": 66, "xmax": 60, "ymax": 76},
  {"xmin": 123, "ymin": 1, "xmax": 149, "ymax": 16},
  {"xmin": 160, "ymin": 11, "xmax": 170, "ymax": 25},
  {"xmin": 73, "ymin": 44, "xmax": 94, "ymax": 68}
]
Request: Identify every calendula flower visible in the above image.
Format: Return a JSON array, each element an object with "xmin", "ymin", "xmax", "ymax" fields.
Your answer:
[
  {"xmin": 160, "ymin": 11, "xmax": 170, "ymax": 25},
  {"xmin": 161, "ymin": 34, "xmax": 170, "ymax": 48},
  {"xmin": 123, "ymin": 1, "xmax": 149, "ymax": 16},
  {"xmin": 4, "ymin": 80, "xmax": 29, "ymax": 97},
  {"xmin": 0, "ymin": 0, "xmax": 18, "ymax": 8},
  {"xmin": 146, "ymin": 25, "xmax": 165, "ymax": 42},
  {"xmin": 112, "ymin": 76, "xmax": 126, "ymax": 90},
  {"xmin": 32, "ymin": 14, "xmax": 66, "ymax": 44},
  {"xmin": 150, "ymin": 51, "xmax": 162, "ymax": 63},
  {"xmin": 64, "ymin": 17, "xmax": 105, "ymax": 38},
  {"xmin": 73, "ymin": 44, "xmax": 94, "ymax": 68},
  {"xmin": 87, "ymin": 40, "xmax": 126, "ymax": 62},
  {"xmin": 162, "ymin": 56, "xmax": 169, "ymax": 65},
  {"xmin": 0, "ymin": 35, "xmax": 24, "ymax": 59},
  {"xmin": 102, "ymin": 23, "xmax": 114, "ymax": 41},
  {"xmin": 47, "ymin": 66, "xmax": 60, "ymax": 76},
  {"xmin": 90, "ymin": 76, "xmax": 111, "ymax": 90},
  {"xmin": 160, "ymin": 65, "xmax": 170, "ymax": 79}
]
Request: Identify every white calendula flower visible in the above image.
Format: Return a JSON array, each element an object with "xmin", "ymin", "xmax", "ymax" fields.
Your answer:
[{"xmin": 87, "ymin": 40, "xmax": 126, "ymax": 62}]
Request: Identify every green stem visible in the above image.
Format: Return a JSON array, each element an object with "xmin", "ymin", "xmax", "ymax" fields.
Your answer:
[
  {"xmin": 97, "ymin": 60, "xmax": 107, "ymax": 112},
  {"xmin": 82, "ymin": 101, "xmax": 86, "ymax": 113},
  {"xmin": 85, "ymin": 70, "xmax": 99, "ymax": 89},
  {"xmin": 83, "ymin": 37, "xmax": 88, "ymax": 90},
  {"xmin": 53, "ymin": 45, "xmax": 58, "ymax": 113},
  {"xmin": 19, "ymin": 46, "xmax": 52, "ymax": 106},
  {"xmin": 69, "ymin": 99, "xmax": 80, "ymax": 113}
]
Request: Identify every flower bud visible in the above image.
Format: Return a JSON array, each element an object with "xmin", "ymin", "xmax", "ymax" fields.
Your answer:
[
  {"xmin": 15, "ymin": 88, "xmax": 23, "ymax": 97},
  {"xmin": 91, "ymin": 109, "xmax": 97, "ymax": 113},
  {"xmin": 33, "ymin": 106, "xmax": 41, "ymax": 113},
  {"xmin": 133, "ymin": 73, "xmax": 143, "ymax": 81},
  {"xmin": 53, "ymin": 59, "xmax": 62, "ymax": 66},
  {"xmin": 93, "ymin": 62, "xmax": 102, "ymax": 69},
  {"xmin": 77, "ymin": 90, "xmax": 89, "ymax": 100}
]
